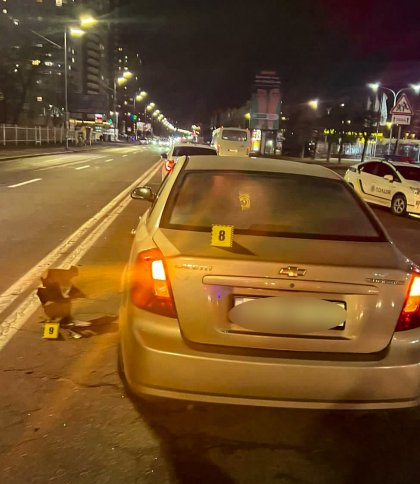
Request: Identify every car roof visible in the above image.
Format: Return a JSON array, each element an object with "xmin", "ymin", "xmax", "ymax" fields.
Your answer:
[
  {"xmin": 173, "ymin": 143, "xmax": 214, "ymax": 149},
  {"xmin": 220, "ymin": 127, "xmax": 247, "ymax": 131},
  {"xmin": 352, "ymin": 161, "xmax": 420, "ymax": 170},
  {"xmin": 391, "ymin": 162, "xmax": 420, "ymax": 168},
  {"xmin": 184, "ymin": 156, "xmax": 341, "ymax": 179},
  {"xmin": 171, "ymin": 143, "xmax": 215, "ymax": 149}
]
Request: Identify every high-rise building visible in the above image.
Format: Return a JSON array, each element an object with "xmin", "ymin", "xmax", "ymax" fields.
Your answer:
[{"xmin": 1, "ymin": 0, "xmax": 114, "ymax": 125}]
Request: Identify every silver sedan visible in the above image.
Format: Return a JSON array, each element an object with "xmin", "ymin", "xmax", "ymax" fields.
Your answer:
[{"xmin": 119, "ymin": 156, "xmax": 420, "ymax": 410}]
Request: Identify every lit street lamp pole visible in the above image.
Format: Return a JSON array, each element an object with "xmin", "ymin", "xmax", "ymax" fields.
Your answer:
[
  {"xmin": 368, "ymin": 83, "xmax": 420, "ymax": 155},
  {"xmin": 111, "ymin": 72, "xmax": 133, "ymax": 141},
  {"xmin": 113, "ymin": 77, "xmax": 118, "ymax": 142},
  {"xmin": 28, "ymin": 28, "xmax": 71, "ymax": 149},
  {"xmin": 30, "ymin": 23, "xmax": 92, "ymax": 150},
  {"xmin": 64, "ymin": 29, "xmax": 69, "ymax": 150},
  {"xmin": 133, "ymin": 91, "xmax": 147, "ymax": 140}
]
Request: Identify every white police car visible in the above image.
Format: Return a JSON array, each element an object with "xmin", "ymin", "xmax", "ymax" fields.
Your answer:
[{"xmin": 344, "ymin": 160, "xmax": 420, "ymax": 216}]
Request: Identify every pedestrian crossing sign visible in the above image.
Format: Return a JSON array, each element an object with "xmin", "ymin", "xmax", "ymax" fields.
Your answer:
[{"xmin": 390, "ymin": 93, "xmax": 414, "ymax": 115}]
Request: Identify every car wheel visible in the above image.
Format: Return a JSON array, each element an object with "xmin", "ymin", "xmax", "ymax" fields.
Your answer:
[{"xmin": 391, "ymin": 194, "xmax": 407, "ymax": 216}]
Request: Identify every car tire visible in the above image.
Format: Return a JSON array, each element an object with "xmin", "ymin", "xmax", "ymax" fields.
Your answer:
[{"xmin": 391, "ymin": 193, "xmax": 407, "ymax": 216}]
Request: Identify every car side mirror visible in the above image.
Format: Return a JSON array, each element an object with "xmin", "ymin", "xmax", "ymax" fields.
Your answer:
[
  {"xmin": 131, "ymin": 186, "xmax": 156, "ymax": 202},
  {"xmin": 384, "ymin": 174, "xmax": 394, "ymax": 182},
  {"xmin": 161, "ymin": 153, "xmax": 168, "ymax": 159}
]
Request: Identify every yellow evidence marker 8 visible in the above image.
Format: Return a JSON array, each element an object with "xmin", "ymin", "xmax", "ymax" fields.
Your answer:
[{"xmin": 211, "ymin": 224, "xmax": 234, "ymax": 247}]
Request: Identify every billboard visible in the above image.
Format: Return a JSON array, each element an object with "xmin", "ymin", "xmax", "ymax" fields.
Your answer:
[{"xmin": 250, "ymin": 70, "xmax": 281, "ymax": 130}]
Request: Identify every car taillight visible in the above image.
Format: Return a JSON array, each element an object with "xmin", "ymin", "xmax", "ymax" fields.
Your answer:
[
  {"xmin": 396, "ymin": 273, "xmax": 420, "ymax": 331},
  {"xmin": 164, "ymin": 160, "xmax": 175, "ymax": 173},
  {"xmin": 130, "ymin": 249, "xmax": 177, "ymax": 318}
]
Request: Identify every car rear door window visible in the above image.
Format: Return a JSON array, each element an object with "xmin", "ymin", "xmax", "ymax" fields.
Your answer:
[{"xmin": 172, "ymin": 147, "xmax": 217, "ymax": 157}]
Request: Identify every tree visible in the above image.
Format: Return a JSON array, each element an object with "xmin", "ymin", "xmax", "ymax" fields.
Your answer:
[
  {"xmin": 353, "ymin": 108, "xmax": 379, "ymax": 163},
  {"xmin": 320, "ymin": 104, "xmax": 349, "ymax": 162},
  {"xmin": 283, "ymin": 106, "xmax": 319, "ymax": 158}
]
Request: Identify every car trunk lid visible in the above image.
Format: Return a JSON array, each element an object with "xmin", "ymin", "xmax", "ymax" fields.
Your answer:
[{"xmin": 154, "ymin": 228, "xmax": 411, "ymax": 354}]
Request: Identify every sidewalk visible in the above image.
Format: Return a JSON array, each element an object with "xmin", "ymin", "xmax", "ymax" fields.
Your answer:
[{"xmin": 0, "ymin": 142, "xmax": 124, "ymax": 161}]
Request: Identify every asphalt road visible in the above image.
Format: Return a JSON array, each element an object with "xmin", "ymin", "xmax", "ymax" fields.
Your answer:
[{"xmin": 0, "ymin": 149, "xmax": 419, "ymax": 484}]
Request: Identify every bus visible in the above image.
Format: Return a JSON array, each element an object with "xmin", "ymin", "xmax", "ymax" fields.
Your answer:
[{"xmin": 211, "ymin": 127, "xmax": 250, "ymax": 157}]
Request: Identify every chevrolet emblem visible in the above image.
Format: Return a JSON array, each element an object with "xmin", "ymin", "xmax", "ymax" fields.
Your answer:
[{"xmin": 279, "ymin": 266, "xmax": 306, "ymax": 277}]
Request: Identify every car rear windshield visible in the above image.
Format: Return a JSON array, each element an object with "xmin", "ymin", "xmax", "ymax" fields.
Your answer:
[
  {"xmin": 221, "ymin": 130, "xmax": 248, "ymax": 142},
  {"xmin": 161, "ymin": 171, "xmax": 386, "ymax": 241},
  {"xmin": 397, "ymin": 166, "xmax": 420, "ymax": 182},
  {"xmin": 172, "ymin": 147, "xmax": 217, "ymax": 157}
]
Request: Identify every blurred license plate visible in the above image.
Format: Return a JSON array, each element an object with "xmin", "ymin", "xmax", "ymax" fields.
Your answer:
[{"xmin": 234, "ymin": 297, "xmax": 346, "ymax": 329}]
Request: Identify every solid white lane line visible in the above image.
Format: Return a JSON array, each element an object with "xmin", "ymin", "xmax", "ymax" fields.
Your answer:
[
  {"xmin": 0, "ymin": 161, "xmax": 161, "ymax": 351},
  {"xmin": 36, "ymin": 158, "xmax": 96, "ymax": 172},
  {"xmin": 75, "ymin": 165, "xmax": 90, "ymax": 170},
  {"xmin": 8, "ymin": 178, "xmax": 42, "ymax": 188}
]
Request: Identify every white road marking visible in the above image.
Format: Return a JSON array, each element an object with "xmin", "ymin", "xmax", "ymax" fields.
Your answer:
[
  {"xmin": 122, "ymin": 154, "xmax": 128, "ymax": 157},
  {"xmin": 8, "ymin": 178, "xmax": 42, "ymax": 188},
  {"xmin": 75, "ymin": 165, "xmax": 90, "ymax": 170},
  {"xmin": 105, "ymin": 158, "xmax": 113, "ymax": 162},
  {"xmin": 0, "ymin": 161, "xmax": 161, "ymax": 351},
  {"xmin": 37, "ymin": 164, "xmax": 69, "ymax": 172},
  {"xmin": 36, "ymin": 158, "xmax": 98, "ymax": 172}
]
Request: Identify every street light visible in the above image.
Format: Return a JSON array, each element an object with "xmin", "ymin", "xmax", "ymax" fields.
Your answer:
[
  {"xmin": 11, "ymin": 14, "xmax": 95, "ymax": 149},
  {"xmin": 80, "ymin": 15, "xmax": 97, "ymax": 28},
  {"xmin": 112, "ymin": 71, "xmax": 134, "ymax": 140},
  {"xmin": 132, "ymin": 91, "xmax": 148, "ymax": 139},
  {"xmin": 122, "ymin": 70, "xmax": 133, "ymax": 79},
  {"xmin": 308, "ymin": 99, "xmax": 319, "ymax": 110},
  {"xmin": 64, "ymin": 21, "xmax": 96, "ymax": 150},
  {"xmin": 410, "ymin": 84, "xmax": 420, "ymax": 94}
]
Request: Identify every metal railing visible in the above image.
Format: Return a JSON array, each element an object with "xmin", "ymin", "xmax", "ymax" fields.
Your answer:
[{"xmin": 0, "ymin": 124, "xmax": 77, "ymax": 146}]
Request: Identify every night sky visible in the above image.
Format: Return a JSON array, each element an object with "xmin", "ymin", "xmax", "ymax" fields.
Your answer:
[{"xmin": 117, "ymin": 0, "xmax": 420, "ymax": 127}]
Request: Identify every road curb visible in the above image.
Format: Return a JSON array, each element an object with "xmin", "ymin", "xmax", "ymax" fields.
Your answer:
[
  {"xmin": 0, "ymin": 150, "xmax": 69, "ymax": 162},
  {"xmin": 0, "ymin": 145, "xmax": 110, "ymax": 162}
]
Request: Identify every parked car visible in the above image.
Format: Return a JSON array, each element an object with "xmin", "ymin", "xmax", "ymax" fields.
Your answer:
[
  {"xmin": 119, "ymin": 155, "xmax": 420, "ymax": 410},
  {"xmin": 344, "ymin": 160, "xmax": 420, "ymax": 216},
  {"xmin": 159, "ymin": 143, "xmax": 217, "ymax": 179},
  {"xmin": 382, "ymin": 154, "xmax": 415, "ymax": 163}
]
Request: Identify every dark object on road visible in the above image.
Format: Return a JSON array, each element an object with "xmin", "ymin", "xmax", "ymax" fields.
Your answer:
[{"xmin": 37, "ymin": 266, "xmax": 85, "ymax": 322}]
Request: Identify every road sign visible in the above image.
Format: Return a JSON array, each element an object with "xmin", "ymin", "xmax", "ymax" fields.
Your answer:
[
  {"xmin": 391, "ymin": 114, "xmax": 411, "ymax": 125},
  {"xmin": 252, "ymin": 113, "xmax": 279, "ymax": 121},
  {"xmin": 390, "ymin": 93, "xmax": 414, "ymax": 115}
]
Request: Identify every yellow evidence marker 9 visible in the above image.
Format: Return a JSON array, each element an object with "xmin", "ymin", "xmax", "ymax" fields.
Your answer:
[
  {"xmin": 43, "ymin": 322, "xmax": 60, "ymax": 339},
  {"xmin": 211, "ymin": 224, "xmax": 234, "ymax": 247}
]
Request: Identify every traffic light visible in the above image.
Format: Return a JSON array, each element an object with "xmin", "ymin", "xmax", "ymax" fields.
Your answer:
[{"xmin": 132, "ymin": 114, "xmax": 138, "ymax": 121}]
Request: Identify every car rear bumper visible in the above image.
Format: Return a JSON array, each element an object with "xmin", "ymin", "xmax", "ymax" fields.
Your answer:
[{"xmin": 120, "ymin": 308, "xmax": 420, "ymax": 410}]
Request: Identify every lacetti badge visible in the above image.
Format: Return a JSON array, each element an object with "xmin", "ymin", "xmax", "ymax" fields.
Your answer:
[{"xmin": 279, "ymin": 266, "xmax": 306, "ymax": 277}]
